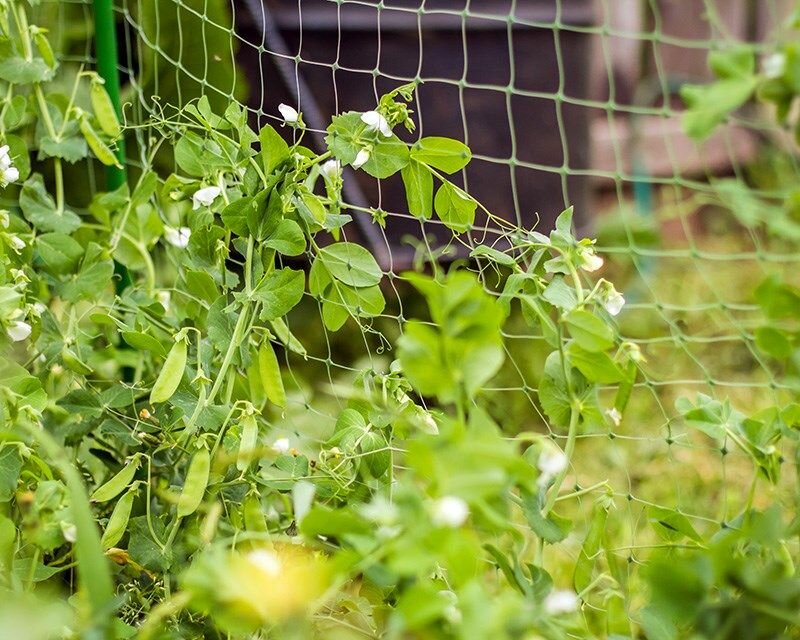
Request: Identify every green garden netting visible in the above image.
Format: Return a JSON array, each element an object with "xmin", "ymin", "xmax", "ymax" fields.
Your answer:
[{"xmin": 41, "ymin": 0, "xmax": 800, "ymax": 573}]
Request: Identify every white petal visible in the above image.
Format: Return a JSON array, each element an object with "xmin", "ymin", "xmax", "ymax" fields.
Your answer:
[
  {"xmin": 272, "ymin": 437, "xmax": 291, "ymax": 453},
  {"xmin": 544, "ymin": 590, "xmax": 579, "ymax": 615},
  {"xmin": 248, "ymin": 549, "xmax": 282, "ymax": 577},
  {"xmin": 3, "ymin": 166, "xmax": 19, "ymax": 184},
  {"xmin": 7, "ymin": 320, "xmax": 31, "ymax": 342},
  {"xmin": 581, "ymin": 252, "xmax": 604, "ymax": 273},
  {"xmin": 164, "ymin": 226, "xmax": 191, "ymax": 248},
  {"xmin": 9, "ymin": 235, "xmax": 25, "ymax": 251},
  {"xmin": 604, "ymin": 291, "xmax": 625, "ymax": 316},
  {"xmin": 537, "ymin": 448, "xmax": 568, "ymax": 477},
  {"xmin": 360, "ymin": 110, "xmax": 392, "ymax": 137},
  {"xmin": 191, "ymin": 186, "xmax": 221, "ymax": 210},
  {"xmin": 0, "ymin": 155, "xmax": 11, "ymax": 170},
  {"xmin": 606, "ymin": 407, "xmax": 622, "ymax": 427},
  {"xmin": 321, "ymin": 159, "xmax": 341, "ymax": 178},
  {"xmin": 352, "ymin": 148, "xmax": 370, "ymax": 169},
  {"xmin": 157, "ymin": 291, "xmax": 171, "ymax": 311},
  {"xmin": 0, "ymin": 145, "xmax": 9, "ymax": 159},
  {"xmin": 278, "ymin": 103, "xmax": 299, "ymax": 124},
  {"xmin": 432, "ymin": 496, "xmax": 469, "ymax": 528},
  {"xmin": 763, "ymin": 53, "xmax": 786, "ymax": 79}
]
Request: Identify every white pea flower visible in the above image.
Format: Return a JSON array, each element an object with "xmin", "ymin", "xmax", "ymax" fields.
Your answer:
[
  {"xmin": 352, "ymin": 148, "xmax": 371, "ymax": 169},
  {"xmin": 192, "ymin": 186, "xmax": 221, "ymax": 210},
  {"xmin": 31, "ymin": 302, "xmax": 46, "ymax": 316},
  {"xmin": 762, "ymin": 52, "xmax": 786, "ymax": 79},
  {"xmin": 247, "ymin": 549, "xmax": 282, "ymax": 577},
  {"xmin": 0, "ymin": 145, "xmax": 18, "ymax": 186},
  {"xmin": 544, "ymin": 589, "xmax": 579, "ymax": 615},
  {"xmin": 537, "ymin": 447, "xmax": 567, "ymax": 487},
  {"xmin": 272, "ymin": 437, "xmax": 291, "ymax": 454},
  {"xmin": 602, "ymin": 284, "xmax": 625, "ymax": 316},
  {"xmin": 606, "ymin": 407, "xmax": 622, "ymax": 427},
  {"xmin": 360, "ymin": 110, "xmax": 392, "ymax": 137},
  {"xmin": 157, "ymin": 290, "xmax": 171, "ymax": 312},
  {"xmin": 61, "ymin": 523, "xmax": 77, "ymax": 543},
  {"xmin": 164, "ymin": 226, "xmax": 191, "ymax": 248},
  {"xmin": 320, "ymin": 159, "xmax": 341, "ymax": 179},
  {"xmin": 579, "ymin": 247, "xmax": 604, "ymax": 273},
  {"xmin": 432, "ymin": 496, "xmax": 469, "ymax": 528},
  {"xmin": 278, "ymin": 103, "xmax": 300, "ymax": 124},
  {"xmin": 7, "ymin": 320, "xmax": 31, "ymax": 342},
  {"xmin": 8, "ymin": 235, "xmax": 25, "ymax": 252}
]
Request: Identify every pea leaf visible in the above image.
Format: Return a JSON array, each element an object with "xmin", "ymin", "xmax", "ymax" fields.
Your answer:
[
  {"xmin": 318, "ymin": 242, "xmax": 382, "ymax": 288},
  {"xmin": 264, "ymin": 218, "xmax": 306, "ymax": 256},
  {"xmin": 567, "ymin": 344, "xmax": 623, "ymax": 384},
  {"xmin": 254, "ymin": 268, "xmax": 305, "ymax": 320},
  {"xmin": 36, "ymin": 233, "xmax": 84, "ymax": 274},
  {"xmin": 434, "ymin": 182, "xmax": 476, "ymax": 233},
  {"xmin": 20, "ymin": 174, "xmax": 81, "ymax": 233},
  {"xmin": 410, "ymin": 136, "xmax": 471, "ymax": 174},
  {"xmin": 259, "ymin": 124, "xmax": 289, "ymax": 175},
  {"xmin": 401, "ymin": 160, "xmax": 433, "ymax": 220},
  {"xmin": 564, "ymin": 309, "xmax": 615, "ymax": 352},
  {"xmin": 325, "ymin": 112, "xmax": 409, "ymax": 179}
]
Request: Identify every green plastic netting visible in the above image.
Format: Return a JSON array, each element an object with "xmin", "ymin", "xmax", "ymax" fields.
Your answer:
[{"xmin": 46, "ymin": 0, "xmax": 800, "ymax": 566}]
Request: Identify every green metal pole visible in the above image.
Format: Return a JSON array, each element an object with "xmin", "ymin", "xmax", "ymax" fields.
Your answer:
[{"xmin": 92, "ymin": 0, "xmax": 127, "ymax": 190}]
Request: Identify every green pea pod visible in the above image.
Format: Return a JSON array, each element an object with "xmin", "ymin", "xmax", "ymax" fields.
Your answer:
[
  {"xmin": 150, "ymin": 337, "xmax": 187, "ymax": 404},
  {"xmin": 258, "ymin": 341, "xmax": 286, "ymax": 407},
  {"xmin": 236, "ymin": 415, "xmax": 259, "ymax": 472},
  {"xmin": 177, "ymin": 448, "xmax": 210, "ymax": 518},
  {"xmin": 91, "ymin": 454, "xmax": 141, "ymax": 502},
  {"xmin": 270, "ymin": 318, "xmax": 307, "ymax": 357},
  {"xmin": 61, "ymin": 346, "xmax": 93, "ymax": 375},
  {"xmin": 80, "ymin": 117, "xmax": 122, "ymax": 168},
  {"xmin": 243, "ymin": 493, "xmax": 267, "ymax": 534},
  {"xmin": 101, "ymin": 488, "xmax": 135, "ymax": 549},
  {"xmin": 90, "ymin": 80, "xmax": 121, "ymax": 138},
  {"xmin": 33, "ymin": 31, "xmax": 56, "ymax": 69}
]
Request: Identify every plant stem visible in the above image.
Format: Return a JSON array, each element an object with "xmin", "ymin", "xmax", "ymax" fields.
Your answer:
[{"xmin": 543, "ymin": 401, "xmax": 580, "ymax": 517}]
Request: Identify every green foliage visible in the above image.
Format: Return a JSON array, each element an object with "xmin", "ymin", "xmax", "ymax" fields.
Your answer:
[{"xmin": 0, "ymin": 3, "xmax": 798, "ymax": 638}]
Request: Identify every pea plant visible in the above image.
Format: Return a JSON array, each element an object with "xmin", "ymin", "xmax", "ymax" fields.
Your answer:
[{"xmin": 7, "ymin": 3, "xmax": 785, "ymax": 638}]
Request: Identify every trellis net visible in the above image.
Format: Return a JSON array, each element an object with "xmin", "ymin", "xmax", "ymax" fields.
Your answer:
[{"xmin": 41, "ymin": 0, "xmax": 799, "ymax": 567}]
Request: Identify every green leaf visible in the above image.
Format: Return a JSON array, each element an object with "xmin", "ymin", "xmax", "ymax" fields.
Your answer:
[
  {"xmin": 433, "ymin": 182, "xmax": 476, "ymax": 233},
  {"xmin": 221, "ymin": 194, "xmax": 255, "ymax": 236},
  {"xmin": 681, "ymin": 77, "xmax": 757, "ymax": 141},
  {"xmin": 259, "ymin": 124, "xmax": 289, "ymax": 175},
  {"xmin": 318, "ymin": 242, "xmax": 382, "ymax": 288},
  {"xmin": 39, "ymin": 135, "xmax": 88, "ymax": 163},
  {"xmin": 36, "ymin": 233, "xmax": 83, "ymax": 274},
  {"xmin": 265, "ymin": 218, "xmax": 306, "ymax": 256},
  {"xmin": 522, "ymin": 501, "xmax": 571, "ymax": 544},
  {"xmin": 5, "ymin": 135, "xmax": 30, "ymax": 181},
  {"xmin": 755, "ymin": 326, "xmax": 792, "ymax": 359},
  {"xmin": 542, "ymin": 277, "xmax": 579, "ymax": 311},
  {"xmin": 564, "ymin": 309, "xmax": 615, "ymax": 352},
  {"xmin": 325, "ymin": 112, "xmax": 409, "ymax": 178},
  {"xmin": 647, "ymin": 506, "xmax": 703, "ymax": 544},
  {"xmin": 20, "ymin": 174, "xmax": 81, "ymax": 233},
  {"xmin": 299, "ymin": 506, "xmax": 370, "ymax": 538},
  {"xmin": 0, "ymin": 39, "xmax": 52, "ymax": 84},
  {"xmin": 401, "ymin": 160, "xmax": 433, "ymax": 220},
  {"xmin": 0, "ymin": 447, "xmax": 22, "ymax": 502},
  {"xmin": 254, "ymin": 268, "xmax": 305, "ymax": 320},
  {"xmin": 567, "ymin": 344, "xmax": 623, "ymax": 384},
  {"xmin": 574, "ymin": 498, "xmax": 610, "ymax": 592},
  {"xmin": 410, "ymin": 136, "xmax": 471, "ymax": 174},
  {"xmin": 709, "ymin": 46, "xmax": 755, "ymax": 79}
]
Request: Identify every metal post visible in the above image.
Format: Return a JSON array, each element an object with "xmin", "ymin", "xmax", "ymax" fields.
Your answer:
[{"xmin": 92, "ymin": 0, "xmax": 127, "ymax": 189}]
